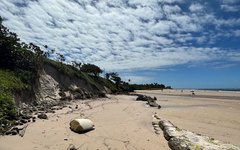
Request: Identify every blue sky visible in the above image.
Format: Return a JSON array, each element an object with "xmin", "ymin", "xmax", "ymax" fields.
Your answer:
[{"xmin": 0, "ymin": 0, "xmax": 240, "ymax": 88}]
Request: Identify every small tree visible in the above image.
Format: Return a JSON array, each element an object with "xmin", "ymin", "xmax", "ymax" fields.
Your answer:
[
  {"xmin": 80, "ymin": 63, "xmax": 102, "ymax": 76},
  {"xmin": 72, "ymin": 61, "xmax": 82, "ymax": 70},
  {"xmin": 108, "ymin": 72, "xmax": 121, "ymax": 88},
  {"xmin": 56, "ymin": 53, "xmax": 65, "ymax": 63},
  {"xmin": 105, "ymin": 73, "xmax": 110, "ymax": 80}
]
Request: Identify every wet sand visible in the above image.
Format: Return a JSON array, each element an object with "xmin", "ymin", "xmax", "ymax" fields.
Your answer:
[{"xmin": 136, "ymin": 89, "xmax": 240, "ymax": 146}]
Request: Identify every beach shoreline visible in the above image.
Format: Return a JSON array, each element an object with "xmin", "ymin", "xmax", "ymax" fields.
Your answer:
[
  {"xmin": 0, "ymin": 90, "xmax": 240, "ymax": 149},
  {"xmin": 136, "ymin": 89, "xmax": 240, "ymax": 146}
]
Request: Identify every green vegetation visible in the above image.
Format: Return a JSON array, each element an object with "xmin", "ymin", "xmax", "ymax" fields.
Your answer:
[
  {"xmin": 94, "ymin": 76, "xmax": 117, "ymax": 93},
  {"xmin": 128, "ymin": 83, "xmax": 172, "ymax": 90},
  {"xmin": 80, "ymin": 63, "xmax": 103, "ymax": 77},
  {"xmin": 0, "ymin": 70, "xmax": 27, "ymax": 92},
  {"xmin": 0, "ymin": 15, "xmax": 42, "ymax": 126},
  {"xmin": 0, "ymin": 70, "xmax": 28, "ymax": 131}
]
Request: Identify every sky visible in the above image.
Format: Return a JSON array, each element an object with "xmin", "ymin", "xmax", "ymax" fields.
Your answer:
[{"xmin": 0, "ymin": 0, "xmax": 240, "ymax": 88}]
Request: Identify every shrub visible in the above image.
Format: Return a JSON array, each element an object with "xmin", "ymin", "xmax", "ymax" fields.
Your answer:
[{"xmin": 0, "ymin": 93, "xmax": 16, "ymax": 120}]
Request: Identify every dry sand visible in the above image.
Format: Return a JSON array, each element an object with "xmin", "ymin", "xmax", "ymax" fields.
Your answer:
[
  {"xmin": 0, "ymin": 95, "xmax": 169, "ymax": 150},
  {"xmin": 0, "ymin": 89, "xmax": 240, "ymax": 149}
]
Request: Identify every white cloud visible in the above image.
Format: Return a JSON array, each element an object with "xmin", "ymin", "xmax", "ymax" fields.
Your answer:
[
  {"xmin": 189, "ymin": 3, "xmax": 204, "ymax": 12},
  {"xmin": 0, "ymin": 0, "xmax": 239, "ymax": 72},
  {"xmin": 120, "ymin": 75, "xmax": 153, "ymax": 84},
  {"xmin": 221, "ymin": 0, "xmax": 240, "ymax": 4},
  {"xmin": 221, "ymin": 4, "xmax": 240, "ymax": 12}
]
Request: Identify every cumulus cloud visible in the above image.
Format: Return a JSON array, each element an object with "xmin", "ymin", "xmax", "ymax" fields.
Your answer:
[
  {"xmin": 0, "ymin": 0, "xmax": 239, "ymax": 71},
  {"xmin": 189, "ymin": 3, "xmax": 204, "ymax": 12},
  {"xmin": 221, "ymin": 4, "xmax": 240, "ymax": 12},
  {"xmin": 220, "ymin": 0, "xmax": 240, "ymax": 12}
]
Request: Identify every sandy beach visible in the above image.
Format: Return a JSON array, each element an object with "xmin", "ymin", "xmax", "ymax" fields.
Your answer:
[
  {"xmin": 137, "ymin": 89, "xmax": 240, "ymax": 146},
  {"xmin": 0, "ymin": 90, "xmax": 240, "ymax": 149}
]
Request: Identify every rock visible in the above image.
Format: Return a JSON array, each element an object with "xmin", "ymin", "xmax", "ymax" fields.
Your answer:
[
  {"xmin": 163, "ymin": 128, "xmax": 183, "ymax": 141},
  {"xmin": 46, "ymin": 109, "xmax": 55, "ymax": 113},
  {"xmin": 159, "ymin": 120, "xmax": 175, "ymax": 130},
  {"xmin": 70, "ymin": 119, "xmax": 94, "ymax": 133},
  {"xmin": 20, "ymin": 119, "xmax": 28, "ymax": 124},
  {"xmin": 136, "ymin": 94, "xmax": 161, "ymax": 108},
  {"xmin": 152, "ymin": 120, "xmax": 160, "ymax": 125},
  {"xmin": 98, "ymin": 92, "xmax": 106, "ymax": 98},
  {"xmin": 22, "ymin": 115, "xmax": 31, "ymax": 120},
  {"xmin": 75, "ymin": 105, "xmax": 78, "ymax": 109},
  {"xmin": 148, "ymin": 101, "xmax": 159, "ymax": 107},
  {"xmin": 5, "ymin": 131, "xmax": 11, "ymax": 135},
  {"xmin": 159, "ymin": 119, "xmax": 240, "ymax": 150},
  {"xmin": 168, "ymin": 137, "xmax": 189, "ymax": 150},
  {"xmin": 155, "ymin": 130, "xmax": 161, "ymax": 135},
  {"xmin": 11, "ymin": 130, "xmax": 18, "ymax": 135},
  {"xmin": 67, "ymin": 144, "xmax": 77, "ymax": 150},
  {"xmin": 136, "ymin": 95, "xmax": 153, "ymax": 101},
  {"xmin": 38, "ymin": 113, "xmax": 48, "ymax": 119},
  {"xmin": 13, "ymin": 121, "xmax": 20, "ymax": 126},
  {"xmin": 73, "ymin": 93, "xmax": 84, "ymax": 99}
]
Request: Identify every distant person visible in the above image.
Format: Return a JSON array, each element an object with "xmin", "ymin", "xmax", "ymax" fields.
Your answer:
[{"xmin": 191, "ymin": 91, "xmax": 195, "ymax": 96}]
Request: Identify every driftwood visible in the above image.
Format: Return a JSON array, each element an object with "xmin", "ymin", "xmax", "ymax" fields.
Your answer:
[{"xmin": 19, "ymin": 124, "xmax": 28, "ymax": 137}]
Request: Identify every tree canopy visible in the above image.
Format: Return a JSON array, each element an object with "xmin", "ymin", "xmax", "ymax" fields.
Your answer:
[{"xmin": 80, "ymin": 63, "xmax": 103, "ymax": 76}]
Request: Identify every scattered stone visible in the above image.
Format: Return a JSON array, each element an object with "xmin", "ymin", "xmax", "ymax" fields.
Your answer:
[
  {"xmin": 11, "ymin": 130, "xmax": 18, "ymax": 135},
  {"xmin": 148, "ymin": 101, "xmax": 160, "ymax": 107},
  {"xmin": 152, "ymin": 120, "xmax": 160, "ymax": 125},
  {"xmin": 13, "ymin": 121, "xmax": 20, "ymax": 126},
  {"xmin": 19, "ymin": 124, "xmax": 29, "ymax": 137},
  {"xmin": 22, "ymin": 115, "xmax": 31, "ymax": 120},
  {"xmin": 67, "ymin": 144, "xmax": 77, "ymax": 150},
  {"xmin": 5, "ymin": 131, "xmax": 11, "ymax": 135},
  {"xmin": 75, "ymin": 105, "xmax": 78, "ymax": 109},
  {"xmin": 136, "ymin": 95, "xmax": 152, "ymax": 101},
  {"xmin": 136, "ymin": 94, "xmax": 161, "ymax": 108},
  {"xmin": 20, "ymin": 119, "xmax": 28, "ymax": 124},
  {"xmin": 38, "ymin": 113, "xmax": 48, "ymax": 119},
  {"xmin": 155, "ymin": 130, "xmax": 161, "ymax": 135}
]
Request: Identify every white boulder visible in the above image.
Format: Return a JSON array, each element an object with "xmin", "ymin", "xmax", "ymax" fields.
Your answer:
[{"xmin": 70, "ymin": 119, "xmax": 94, "ymax": 133}]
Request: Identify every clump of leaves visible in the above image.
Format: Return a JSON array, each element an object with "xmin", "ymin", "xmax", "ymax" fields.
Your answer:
[{"xmin": 0, "ymin": 93, "xmax": 16, "ymax": 120}]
